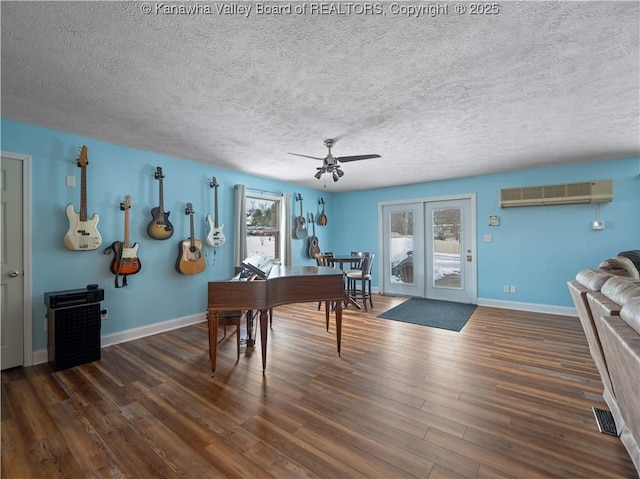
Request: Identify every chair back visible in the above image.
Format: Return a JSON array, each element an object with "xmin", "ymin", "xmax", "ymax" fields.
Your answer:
[
  {"xmin": 361, "ymin": 252, "xmax": 375, "ymax": 276},
  {"xmin": 316, "ymin": 253, "xmax": 334, "ymax": 267}
]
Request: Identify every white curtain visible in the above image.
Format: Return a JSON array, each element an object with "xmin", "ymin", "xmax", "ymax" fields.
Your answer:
[
  {"xmin": 233, "ymin": 184, "xmax": 247, "ymax": 267},
  {"xmin": 281, "ymin": 192, "xmax": 292, "ymax": 266}
]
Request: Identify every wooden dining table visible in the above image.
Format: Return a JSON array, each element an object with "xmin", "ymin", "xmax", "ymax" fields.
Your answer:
[{"xmin": 328, "ymin": 255, "xmax": 363, "ymax": 309}]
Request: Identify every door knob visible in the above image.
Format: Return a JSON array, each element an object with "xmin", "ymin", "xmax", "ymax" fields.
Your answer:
[{"xmin": 8, "ymin": 270, "xmax": 19, "ymax": 278}]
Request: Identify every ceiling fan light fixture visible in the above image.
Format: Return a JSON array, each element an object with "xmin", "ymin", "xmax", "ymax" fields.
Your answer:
[{"xmin": 290, "ymin": 138, "xmax": 380, "ymax": 183}]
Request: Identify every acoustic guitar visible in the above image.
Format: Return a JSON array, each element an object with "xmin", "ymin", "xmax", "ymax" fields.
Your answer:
[
  {"xmin": 64, "ymin": 145, "xmax": 102, "ymax": 251},
  {"xmin": 308, "ymin": 213, "xmax": 320, "ymax": 259},
  {"xmin": 318, "ymin": 197, "xmax": 328, "ymax": 226},
  {"xmin": 110, "ymin": 195, "xmax": 141, "ymax": 287},
  {"xmin": 176, "ymin": 203, "xmax": 206, "ymax": 275},
  {"xmin": 206, "ymin": 177, "xmax": 225, "ymax": 248},
  {"xmin": 293, "ymin": 193, "xmax": 307, "ymax": 239},
  {"xmin": 147, "ymin": 166, "xmax": 174, "ymax": 240}
]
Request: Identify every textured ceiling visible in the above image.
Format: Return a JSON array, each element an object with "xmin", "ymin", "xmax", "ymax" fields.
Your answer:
[{"xmin": 2, "ymin": 1, "xmax": 639, "ymax": 192}]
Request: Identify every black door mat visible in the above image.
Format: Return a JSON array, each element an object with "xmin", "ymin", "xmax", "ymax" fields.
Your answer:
[{"xmin": 592, "ymin": 407, "xmax": 618, "ymax": 436}]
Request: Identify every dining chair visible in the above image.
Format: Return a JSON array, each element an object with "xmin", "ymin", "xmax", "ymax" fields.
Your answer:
[
  {"xmin": 316, "ymin": 253, "xmax": 335, "ymax": 312},
  {"xmin": 345, "ymin": 251, "xmax": 366, "ymax": 275},
  {"xmin": 346, "ymin": 253, "xmax": 375, "ymax": 311}
]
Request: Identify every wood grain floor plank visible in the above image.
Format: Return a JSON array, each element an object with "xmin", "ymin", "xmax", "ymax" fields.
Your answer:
[{"xmin": 2, "ymin": 295, "xmax": 637, "ymax": 478}]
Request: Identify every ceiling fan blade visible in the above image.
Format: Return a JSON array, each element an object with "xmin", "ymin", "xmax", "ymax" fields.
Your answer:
[
  {"xmin": 336, "ymin": 154, "xmax": 381, "ymax": 163},
  {"xmin": 288, "ymin": 152, "xmax": 325, "ymax": 160}
]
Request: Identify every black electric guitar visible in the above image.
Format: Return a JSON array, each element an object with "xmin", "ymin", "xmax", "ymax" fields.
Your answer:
[
  {"xmin": 308, "ymin": 213, "xmax": 320, "ymax": 259},
  {"xmin": 206, "ymin": 177, "xmax": 225, "ymax": 247},
  {"xmin": 147, "ymin": 167, "xmax": 174, "ymax": 240},
  {"xmin": 176, "ymin": 203, "xmax": 206, "ymax": 275},
  {"xmin": 318, "ymin": 197, "xmax": 328, "ymax": 226},
  {"xmin": 293, "ymin": 193, "xmax": 307, "ymax": 239},
  {"xmin": 110, "ymin": 195, "xmax": 141, "ymax": 287}
]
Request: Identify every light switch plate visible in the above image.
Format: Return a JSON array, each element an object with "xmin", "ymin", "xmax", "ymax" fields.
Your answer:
[{"xmin": 66, "ymin": 175, "xmax": 75, "ymax": 187}]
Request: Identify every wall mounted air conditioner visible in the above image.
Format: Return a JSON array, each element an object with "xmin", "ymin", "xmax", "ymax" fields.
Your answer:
[{"xmin": 499, "ymin": 180, "xmax": 613, "ymax": 208}]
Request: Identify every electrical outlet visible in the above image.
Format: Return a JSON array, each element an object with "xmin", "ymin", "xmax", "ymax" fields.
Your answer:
[
  {"xmin": 509, "ymin": 285, "xmax": 517, "ymax": 294},
  {"xmin": 503, "ymin": 285, "xmax": 510, "ymax": 294},
  {"xmin": 101, "ymin": 309, "xmax": 108, "ymax": 320}
]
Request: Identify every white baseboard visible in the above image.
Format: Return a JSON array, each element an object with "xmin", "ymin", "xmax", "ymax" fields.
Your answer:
[
  {"xmin": 32, "ymin": 312, "xmax": 207, "ymax": 366},
  {"xmin": 31, "ymin": 299, "xmax": 577, "ymax": 365},
  {"xmin": 476, "ymin": 298, "xmax": 577, "ymax": 317}
]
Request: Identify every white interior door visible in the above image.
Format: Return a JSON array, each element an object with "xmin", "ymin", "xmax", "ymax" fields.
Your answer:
[
  {"xmin": 1, "ymin": 156, "xmax": 25, "ymax": 369},
  {"xmin": 425, "ymin": 198, "xmax": 476, "ymax": 303}
]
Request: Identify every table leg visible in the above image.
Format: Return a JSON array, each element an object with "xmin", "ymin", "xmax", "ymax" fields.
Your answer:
[
  {"xmin": 335, "ymin": 302, "xmax": 342, "ymax": 357},
  {"xmin": 325, "ymin": 300, "xmax": 331, "ymax": 331}
]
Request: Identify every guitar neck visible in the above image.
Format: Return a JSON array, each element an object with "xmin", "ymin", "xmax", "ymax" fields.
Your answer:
[
  {"xmin": 158, "ymin": 177, "xmax": 165, "ymax": 212},
  {"xmin": 80, "ymin": 165, "xmax": 88, "ymax": 221},
  {"xmin": 190, "ymin": 212, "xmax": 196, "ymax": 248},
  {"xmin": 214, "ymin": 186, "xmax": 219, "ymax": 228},
  {"xmin": 124, "ymin": 208, "xmax": 130, "ymax": 248}
]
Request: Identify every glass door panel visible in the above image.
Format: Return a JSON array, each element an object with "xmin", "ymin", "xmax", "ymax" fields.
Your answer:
[
  {"xmin": 381, "ymin": 202, "xmax": 423, "ymax": 296},
  {"xmin": 432, "ymin": 207, "xmax": 461, "ymax": 289},
  {"xmin": 425, "ymin": 199, "xmax": 474, "ymax": 303}
]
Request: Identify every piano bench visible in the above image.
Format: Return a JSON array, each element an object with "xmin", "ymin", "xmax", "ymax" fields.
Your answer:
[{"xmin": 208, "ymin": 310, "xmax": 243, "ymax": 360}]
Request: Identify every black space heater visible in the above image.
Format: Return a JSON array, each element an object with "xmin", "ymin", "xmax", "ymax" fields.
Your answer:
[{"xmin": 44, "ymin": 285, "xmax": 104, "ymax": 371}]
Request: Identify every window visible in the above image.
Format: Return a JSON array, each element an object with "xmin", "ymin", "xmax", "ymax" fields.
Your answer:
[{"xmin": 245, "ymin": 191, "xmax": 282, "ymax": 261}]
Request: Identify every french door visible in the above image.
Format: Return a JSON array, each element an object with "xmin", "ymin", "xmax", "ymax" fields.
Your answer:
[
  {"xmin": 381, "ymin": 202, "xmax": 424, "ymax": 297},
  {"xmin": 380, "ymin": 195, "xmax": 476, "ymax": 303},
  {"xmin": 425, "ymin": 198, "xmax": 475, "ymax": 303}
]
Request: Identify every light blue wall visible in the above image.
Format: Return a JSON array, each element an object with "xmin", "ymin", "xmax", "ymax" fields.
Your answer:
[
  {"xmin": 2, "ymin": 119, "xmax": 639, "ymax": 353},
  {"xmin": 333, "ymin": 158, "xmax": 640, "ymax": 307},
  {"xmin": 2, "ymin": 120, "xmax": 331, "ymax": 352}
]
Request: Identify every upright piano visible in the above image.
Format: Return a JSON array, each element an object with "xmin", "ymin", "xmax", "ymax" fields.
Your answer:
[{"xmin": 207, "ymin": 255, "xmax": 345, "ymax": 373}]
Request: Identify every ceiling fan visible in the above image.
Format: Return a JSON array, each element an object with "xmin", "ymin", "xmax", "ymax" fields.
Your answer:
[{"xmin": 289, "ymin": 139, "xmax": 381, "ymax": 182}]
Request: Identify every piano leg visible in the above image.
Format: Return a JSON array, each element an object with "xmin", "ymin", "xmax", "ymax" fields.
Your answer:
[
  {"xmin": 207, "ymin": 309, "xmax": 219, "ymax": 374},
  {"xmin": 259, "ymin": 308, "xmax": 269, "ymax": 372}
]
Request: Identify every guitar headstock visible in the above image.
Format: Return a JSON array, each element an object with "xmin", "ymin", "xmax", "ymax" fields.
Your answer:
[
  {"xmin": 154, "ymin": 167, "xmax": 164, "ymax": 180},
  {"xmin": 185, "ymin": 203, "xmax": 194, "ymax": 215},
  {"xmin": 296, "ymin": 193, "xmax": 303, "ymax": 202},
  {"xmin": 210, "ymin": 177, "xmax": 218, "ymax": 188},
  {"xmin": 309, "ymin": 213, "xmax": 315, "ymax": 223},
  {"xmin": 76, "ymin": 145, "xmax": 88, "ymax": 167},
  {"xmin": 319, "ymin": 197, "xmax": 325, "ymax": 206},
  {"xmin": 120, "ymin": 195, "xmax": 131, "ymax": 211}
]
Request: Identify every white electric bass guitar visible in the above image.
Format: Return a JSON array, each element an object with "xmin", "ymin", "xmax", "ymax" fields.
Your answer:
[
  {"xmin": 64, "ymin": 145, "xmax": 102, "ymax": 251},
  {"xmin": 206, "ymin": 177, "xmax": 225, "ymax": 247}
]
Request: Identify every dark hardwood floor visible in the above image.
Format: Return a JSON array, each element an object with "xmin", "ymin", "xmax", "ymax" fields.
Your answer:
[{"xmin": 2, "ymin": 295, "xmax": 637, "ymax": 478}]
